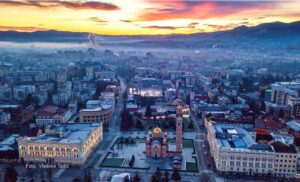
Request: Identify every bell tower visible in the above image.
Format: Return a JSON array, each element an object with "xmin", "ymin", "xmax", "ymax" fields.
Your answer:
[{"xmin": 176, "ymin": 104, "xmax": 183, "ymax": 154}]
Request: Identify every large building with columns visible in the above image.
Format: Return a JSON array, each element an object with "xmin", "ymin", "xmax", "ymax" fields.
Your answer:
[
  {"xmin": 207, "ymin": 122, "xmax": 297, "ymax": 178},
  {"xmin": 17, "ymin": 122, "xmax": 103, "ymax": 165}
]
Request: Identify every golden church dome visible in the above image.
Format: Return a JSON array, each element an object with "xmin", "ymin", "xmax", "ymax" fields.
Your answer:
[{"xmin": 153, "ymin": 127, "xmax": 162, "ymax": 134}]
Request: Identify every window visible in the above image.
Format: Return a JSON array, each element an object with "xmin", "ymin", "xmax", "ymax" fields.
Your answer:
[
  {"xmin": 222, "ymin": 161, "xmax": 226, "ymax": 166},
  {"xmin": 230, "ymin": 161, "xmax": 234, "ymax": 166},
  {"xmin": 249, "ymin": 162, "xmax": 253, "ymax": 167},
  {"xmin": 262, "ymin": 163, "xmax": 266, "ymax": 168},
  {"xmin": 255, "ymin": 163, "xmax": 260, "ymax": 168},
  {"xmin": 236, "ymin": 162, "xmax": 241, "ymax": 167},
  {"xmin": 242, "ymin": 162, "xmax": 247, "ymax": 167}
]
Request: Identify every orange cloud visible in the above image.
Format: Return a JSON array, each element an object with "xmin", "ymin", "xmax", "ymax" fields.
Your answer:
[
  {"xmin": 0, "ymin": 0, "xmax": 120, "ymax": 11},
  {"xmin": 142, "ymin": 25, "xmax": 196, "ymax": 30}
]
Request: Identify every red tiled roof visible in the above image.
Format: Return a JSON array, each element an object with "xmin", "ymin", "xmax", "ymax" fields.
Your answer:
[{"xmin": 37, "ymin": 105, "xmax": 66, "ymax": 116}]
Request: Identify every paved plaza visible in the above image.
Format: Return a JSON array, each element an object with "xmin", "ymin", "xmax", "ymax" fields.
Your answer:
[{"xmin": 100, "ymin": 131, "xmax": 198, "ymax": 172}]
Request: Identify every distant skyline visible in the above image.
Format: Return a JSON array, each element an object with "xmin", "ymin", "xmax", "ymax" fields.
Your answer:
[{"xmin": 0, "ymin": 0, "xmax": 300, "ymax": 35}]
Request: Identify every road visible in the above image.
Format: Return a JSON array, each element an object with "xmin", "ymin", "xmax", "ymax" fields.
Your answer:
[
  {"xmin": 54, "ymin": 76, "xmax": 127, "ymax": 181},
  {"xmin": 190, "ymin": 111, "xmax": 216, "ymax": 181}
]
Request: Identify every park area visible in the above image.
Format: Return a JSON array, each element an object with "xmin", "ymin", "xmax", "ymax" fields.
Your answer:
[{"xmin": 101, "ymin": 158, "xmax": 125, "ymax": 167}]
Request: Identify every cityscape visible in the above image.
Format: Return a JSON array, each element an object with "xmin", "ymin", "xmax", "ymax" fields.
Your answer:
[{"xmin": 1, "ymin": 0, "xmax": 300, "ymax": 182}]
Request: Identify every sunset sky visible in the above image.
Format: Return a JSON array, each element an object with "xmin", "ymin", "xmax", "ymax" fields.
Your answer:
[{"xmin": 0, "ymin": 0, "xmax": 300, "ymax": 35}]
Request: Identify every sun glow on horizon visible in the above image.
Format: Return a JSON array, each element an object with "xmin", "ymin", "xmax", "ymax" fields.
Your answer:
[{"xmin": 0, "ymin": 0, "xmax": 300, "ymax": 35}]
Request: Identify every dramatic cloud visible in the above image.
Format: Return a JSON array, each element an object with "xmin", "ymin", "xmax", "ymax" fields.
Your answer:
[
  {"xmin": 0, "ymin": 26, "xmax": 48, "ymax": 32},
  {"xmin": 142, "ymin": 25, "xmax": 196, "ymax": 30},
  {"xmin": 142, "ymin": 25, "xmax": 184, "ymax": 30},
  {"xmin": 189, "ymin": 22, "xmax": 199, "ymax": 26},
  {"xmin": 120, "ymin": 20, "xmax": 132, "ymax": 23},
  {"xmin": 0, "ymin": 0, "xmax": 120, "ymax": 11},
  {"xmin": 88, "ymin": 17, "xmax": 108, "ymax": 23},
  {"xmin": 139, "ymin": 1, "xmax": 276, "ymax": 21}
]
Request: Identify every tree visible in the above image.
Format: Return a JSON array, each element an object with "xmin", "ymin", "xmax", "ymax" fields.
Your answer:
[
  {"xmin": 171, "ymin": 168, "xmax": 181, "ymax": 182},
  {"xmin": 22, "ymin": 93, "xmax": 35, "ymax": 107},
  {"xmin": 121, "ymin": 110, "xmax": 133, "ymax": 130},
  {"xmin": 278, "ymin": 109, "xmax": 284, "ymax": 118},
  {"xmin": 83, "ymin": 171, "xmax": 92, "ymax": 182},
  {"xmin": 168, "ymin": 117, "xmax": 176, "ymax": 130},
  {"xmin": 129, "ymin": 155, "xmax": 135, "ymax": 167},
  {"xmin": 135, "ymin": 120, "xmax": 144, "ymax": 130},
  {"xmin": 4, "ymin": 166, "xmax": 18, "ymax": 182},
  {"xmin": 260, "ymin": 100, "xmax": 266, "ymax": 111},
  {"xmin": 72, "ymin": 177, "xmax": 81, "ymax": 182},
  {"xmin": 155, "ymin": 168, "xmax": 161, "ymax": 181},
  {"xmin": 145, "ymin": 102, "xmax": 152, "ymax": 117},
  {"xmin": 162, "ymin": 170, "xmax": 169, "ymax": 182},
  {"xmin": 132, "ymin": 172, "xmax": 141, "ymax": 182},
  {"xmin": 151, "ymin": 174, "xmax": 159, "ymax": 182},
  {"xmin": 188, "ymin": 121, "xmax": 194, "ymax": 129}
]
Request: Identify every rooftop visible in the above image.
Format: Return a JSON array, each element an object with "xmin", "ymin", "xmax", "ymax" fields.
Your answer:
[
  {"xmin": 20, "ymin": 123, "xmax": 101, "ymax": 144},
  {"xmin": 271, "ymin": 142, "xmax": 297, "ymax": 153},
  {"xmin": 255, "ymin": 119, "xmax": 279, "ymax": 130},
  {"xmin": 286, "ymin": 120, "xmax": 300, "ymax": 132},
  {"xmin": 213, "ymin": 124, "xmax": 274, "ymax": 152},
  {"xmin": 37, "ymin": 105, "xmax": 66, "ymax": 116}
]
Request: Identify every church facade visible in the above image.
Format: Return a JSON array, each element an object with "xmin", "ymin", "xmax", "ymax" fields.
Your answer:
[{"xmin": 145, "ymin": 104, "xmax": 183, "ymax": 158}]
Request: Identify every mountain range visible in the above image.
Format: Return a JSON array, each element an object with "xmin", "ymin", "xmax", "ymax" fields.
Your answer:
[{"xmin": 0, "ymin": 21, "xmax": 299, "ymax": 49}]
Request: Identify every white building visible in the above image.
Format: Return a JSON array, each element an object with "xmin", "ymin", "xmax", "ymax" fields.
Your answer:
[
  {"xmin": 207, "ymin": 123, "xmax": 297, "ymax": 178},
  {"xmin": 18, "ymin": 123, "xmax": 103, "ymax": 165}
]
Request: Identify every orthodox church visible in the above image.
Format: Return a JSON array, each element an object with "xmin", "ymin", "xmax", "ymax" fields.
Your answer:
[{"xmin": 145, "ymin": 104, "xmax": 183, "ymax": 158}]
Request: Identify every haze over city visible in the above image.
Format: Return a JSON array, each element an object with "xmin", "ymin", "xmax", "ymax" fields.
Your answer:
[{"xmin": 0, "ymin": 1, "xmax": 300, "ymax": 182}]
